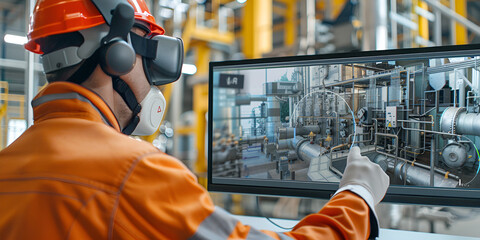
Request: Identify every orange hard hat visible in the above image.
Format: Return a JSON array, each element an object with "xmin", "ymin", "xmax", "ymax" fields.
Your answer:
[{"xmin": 25, "ymin": 0, "xmax": 165, "ymax": 54}]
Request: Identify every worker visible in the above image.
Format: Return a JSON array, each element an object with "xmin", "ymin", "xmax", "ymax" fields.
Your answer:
[{"xmin": 0, "ymin": 0, "xmax": 389, "ymax": 239}]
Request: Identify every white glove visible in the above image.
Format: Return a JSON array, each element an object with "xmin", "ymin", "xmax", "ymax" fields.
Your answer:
[{"xmin": 339, "ymin": 146, "xmax": 390, "ymax": 206}]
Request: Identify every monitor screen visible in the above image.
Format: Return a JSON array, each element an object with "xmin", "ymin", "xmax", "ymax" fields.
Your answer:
[{"xmin": 208, "ymin": 45, "xmax": 480, "ymax": 206}]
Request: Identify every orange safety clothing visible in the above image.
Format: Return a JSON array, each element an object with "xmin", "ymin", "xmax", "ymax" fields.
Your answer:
[{"xmin": 0, "ymin": 82, "xmax": 373, "ymax": 240}]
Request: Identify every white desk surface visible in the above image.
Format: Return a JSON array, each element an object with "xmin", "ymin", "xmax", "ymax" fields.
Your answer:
[{"xmin": 233, "ymin": 215, "xmax": 480, "ymax": 240}]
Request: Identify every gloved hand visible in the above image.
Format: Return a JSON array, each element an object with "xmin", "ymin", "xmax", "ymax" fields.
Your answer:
[{"xmin": 339, "ymin": 146, "xmax": 390, "ymax": 205}]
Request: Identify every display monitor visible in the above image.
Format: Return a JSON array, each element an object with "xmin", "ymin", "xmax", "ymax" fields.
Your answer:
[{"xmin": 208, "ymin": 45, "xmax": 480, "ymax": 206}]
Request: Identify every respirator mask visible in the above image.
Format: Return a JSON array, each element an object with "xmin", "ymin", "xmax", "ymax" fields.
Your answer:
[{"xmin": 130, "ymin": 86, "xmax": 167, "ymax": 135}]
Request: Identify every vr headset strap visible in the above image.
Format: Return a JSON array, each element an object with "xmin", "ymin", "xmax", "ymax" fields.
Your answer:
[
  {"xmin": 65, "ymin": 49, "xmax": 100, "ymax": 85},
  {"xmin": 130, "ymin": 33, "xmax": 158, "ymax": 58},
  {"xmin": 122, "ymin": 114, "xmax": 140, "ymax": 135}
]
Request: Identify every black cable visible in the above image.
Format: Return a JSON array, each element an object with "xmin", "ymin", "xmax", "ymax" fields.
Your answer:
[{"xmin": 255, "ymin": 196, "xmax": 294, "ymax": 230}]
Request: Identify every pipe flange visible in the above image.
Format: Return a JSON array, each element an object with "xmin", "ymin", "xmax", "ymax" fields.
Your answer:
[
  {"xmin": 451, "ymin": 108, "xmax": 465, "ymax": 134},
  {"xmin": 440, "ymin": 107, "xmax": 466, "ymax": 134}
]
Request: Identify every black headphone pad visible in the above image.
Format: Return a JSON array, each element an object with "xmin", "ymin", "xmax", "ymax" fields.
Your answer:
[{"xmin": 99, "ymin": 39, "xmax": 136, "ymax": 76}]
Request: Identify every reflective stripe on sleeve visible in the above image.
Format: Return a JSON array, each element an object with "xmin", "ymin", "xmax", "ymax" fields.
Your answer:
[
  {"xmin": 189, "ymin": 207, "xmax": 295, "ymax": 240},
  {"xmin": 277, "ymin": 232, "xmax": 294, "ymax": 240},
  {"xmin": 188, "ymin": 207, "xmax": 238, "ymax": 240},
  {"xmin": 246, "ymin": 228, "xmax": 295, "ymax": 240},
  {"xmin": 246, "ymin": 228, "xmax": 277, "ymax": 240}
]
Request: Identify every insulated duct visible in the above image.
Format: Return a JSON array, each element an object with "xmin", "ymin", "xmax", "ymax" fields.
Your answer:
[
  {"xmin": 276, "ymin": 136, "xmax": 325, "ymax": 164},
  {"xmin": 393, "ymin": 163, "xmax": 459, "ymax": 188},
  {"xmin": 374, "ymin": 155, "xmax": 459, "ymax": 188},
  {"xmin": 440, "ymin": 107, "xmax": 480, "ymax": 136}
]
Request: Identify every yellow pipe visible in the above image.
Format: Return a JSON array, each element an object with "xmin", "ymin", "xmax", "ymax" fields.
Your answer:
[
  {"xmin": 194, "ymin": 83, "xmax": 209, "ymax": 187},
  {"xmin": 284, "ymin": 0, "xmax": 297, "ymax": 47},
  {"xmin": 242, "ymin": 0, "xmax": 272, "ymax": 58},
  {"xmin": 330, "ymin": 143, "xmax": 349, "ymax": 152},
  {"xmin": 191, "ymin": 27, "xmax": 235, "ymax": 45},
  {"xmin": 417, "ymin": 1, "xmax": 429, "ymax": 47},
  {"xmin": 329, "ymin": 0, "xmax": 349, "ymax": 21},
  {"xmin": 193, "ymin": 43, "xmax": 211, "ymax": 188},
  {"xmin": 175, "ymin": 126, "xmax": 197, "ymax": 135},
  {"xmin": 195, "ymin": 43, "xmax": 211, "ymax": 75},
  {"xmin": 455, "ymin": 0, "xmax": 468, "ymax": 44},
  {"xmin": 316, "ymin": 1, "xmax": 326, "ymax": 20}
]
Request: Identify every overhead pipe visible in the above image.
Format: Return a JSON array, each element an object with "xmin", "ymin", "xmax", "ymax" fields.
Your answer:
[
  {"xmin": 237, "ymin": 135, "xmax": 266, "ymax": 145},
  {"xmin": 324, "ymin": 72, "xmax": 394, "ymax": 88},
  {"xmin": 235, "ymin": 94, "xmax": 267, "ymax": 105},
  {"xmin": 277, "ymin": 125, "xmax": 321, "ymax": 140}
]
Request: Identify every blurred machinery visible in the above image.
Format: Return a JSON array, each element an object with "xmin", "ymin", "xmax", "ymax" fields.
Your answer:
[{"xmin": 212, "ymin": 55, "xmax": 480, "ymax": 189}]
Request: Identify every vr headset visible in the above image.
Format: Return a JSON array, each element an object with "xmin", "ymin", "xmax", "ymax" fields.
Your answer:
[
  {"xmin": 41, "ymin": 0, "xmax": 184, "ymax": 86},
  {"xmin": 130, "ymin": 32, "xmax": 184, "ymax": 86}
]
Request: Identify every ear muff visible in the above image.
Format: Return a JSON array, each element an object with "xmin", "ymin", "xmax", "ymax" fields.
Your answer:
[
  {"xmin": 99, "ymin": 39, "xmax": 136, "ymax": 76},
  {"xmin": 98, "ymin": 2, "xmax": 136, "ymax": 76}
]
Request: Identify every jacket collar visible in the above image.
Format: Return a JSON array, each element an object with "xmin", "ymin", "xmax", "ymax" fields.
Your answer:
[{"xmin": 32, "ymin": 82, "xmax": 121, "ymax": 132}]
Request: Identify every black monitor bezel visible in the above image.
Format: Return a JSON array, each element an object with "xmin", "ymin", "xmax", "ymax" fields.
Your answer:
[{"xmin": 208, "ymin": 44, "xmax": 480, "ymax": 207}]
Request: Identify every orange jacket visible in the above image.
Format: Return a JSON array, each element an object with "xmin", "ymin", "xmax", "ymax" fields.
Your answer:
[{"xmin": 0, "ymin": 82, "xmax": 373, "ymax": 239}]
